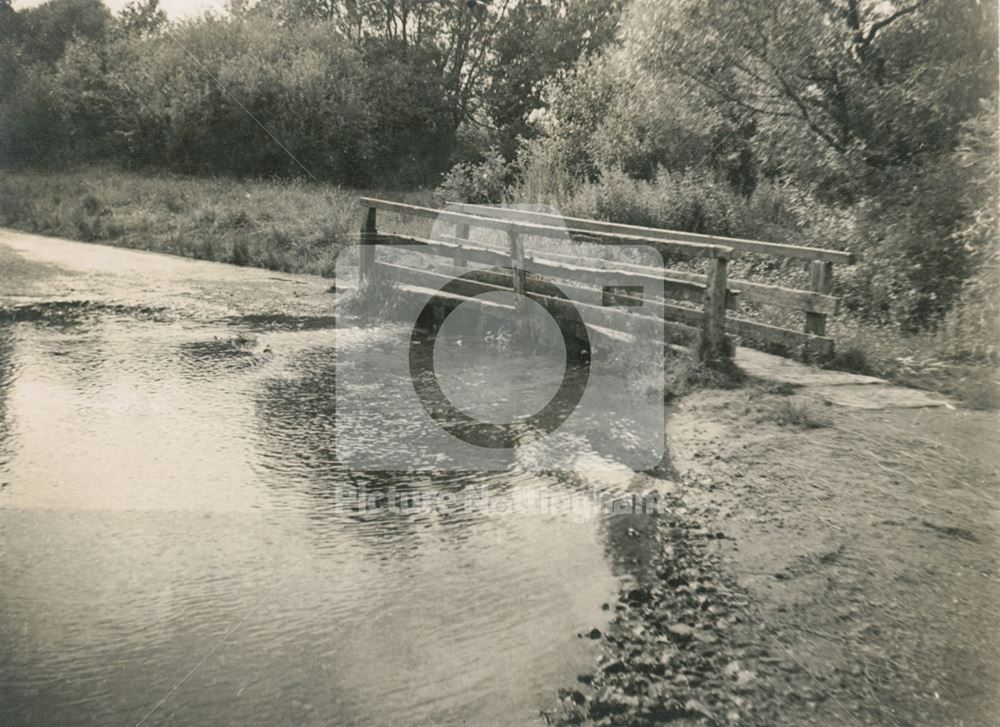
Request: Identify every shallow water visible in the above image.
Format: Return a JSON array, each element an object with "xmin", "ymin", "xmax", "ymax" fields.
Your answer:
[{"xmin": 0, "ymin": 306, "xmax": 634, "ymax": 726}]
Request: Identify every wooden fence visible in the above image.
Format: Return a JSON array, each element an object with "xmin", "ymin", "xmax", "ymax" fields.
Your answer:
[{"xmin": 354, "ymin": 197, "xmax": 855, "ymax": 362}]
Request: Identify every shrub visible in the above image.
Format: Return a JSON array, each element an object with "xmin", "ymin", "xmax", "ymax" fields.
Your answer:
[
  {"xmin": 938, "ymin": 262, "xmax": 1000, "ymax": 363},
  {"xmin": 934, "ymin": 101, "xmax": 1000, "ymax": 361},
  {"xmin": 510, "ymin": 135, "xmax": 579, "ymax": 205},
  {"xmin": 80, "ymin": 194, "xmax": 101, "ymax": 215},
  {"xmin": 6, "ymin": 14, "xmax": 457, "ymax": 185},
  {"xmin": 954, "ymin": 368, "xmax": 1000, "ymax": 410},
  {"xmin": 435, "ymin": 150, "xmax": 513, "ymax": 205},
  {"xmin": 0, "ymin": 193, "xmax": 35, "ymax": 226}
]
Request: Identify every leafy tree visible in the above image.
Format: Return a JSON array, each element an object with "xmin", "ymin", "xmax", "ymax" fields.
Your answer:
[
  {"xmin": 624, "ymin": 0, "xmax": 998, "ymax": 199},
  {"xmin": 480, "ymin": 0, "xmax": 625, "ymax": 155},
  {"xmin": 0, "ymin": 0, "xmax": 23, "ymax": 90},
  {"xmin": 1, "ymin": 0, "xmax": 111, "ymax": 166},
  {"xmin": 0, "ymin": 0, "xmax": 19, "ymax": 35},
  {"xmin": 250, "ymin": 0, "xmax": 517, "ymax": 130},
  {"xmin": 116, "ymin": 0, "xmax": 166, "ymax": 36},
  {"xmin": 17, "ymin": 0, "xmax": 111, "ymax": 64}
]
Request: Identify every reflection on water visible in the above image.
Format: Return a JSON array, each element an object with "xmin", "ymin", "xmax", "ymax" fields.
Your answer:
[{"xmin": 0, "ymin": 309, "xmax": 630, "ymax": 726}]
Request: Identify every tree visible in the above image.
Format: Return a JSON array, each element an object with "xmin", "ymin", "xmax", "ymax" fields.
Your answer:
[
  {"xmin": 250, "ymin": 0, "xmax": 517, "ymax": 130},
  {"xmin": 116, "ymin": 0, "xmax": 166, "ymax": 36},
  {"xmin": 17, "ymin": 0, "xmax": 111, "ymax": 64},
  {"xmin": 480, "ymin": 0, "xmax": 625, "ymax": 154},
  {"xmin": 625, "ymin": 0, "xmax": 998, "ymax": 197}
]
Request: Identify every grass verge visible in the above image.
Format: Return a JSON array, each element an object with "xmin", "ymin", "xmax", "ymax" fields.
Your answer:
[
  {"xmin": 827, "ymin": 318, "xmax": 999, "ymax": 409},
  {"xmin": 0, "ymin": 166, "xmax": 432, "ymax": 276}
]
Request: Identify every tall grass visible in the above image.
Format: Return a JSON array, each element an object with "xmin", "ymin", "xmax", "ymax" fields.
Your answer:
[
  {"xmin": 0, "ymin": 167, "xmax": 432, "ymax": 275},
  {"xmin": 828, "ymin": 318, "xmax": 999, "ymax": 409}
]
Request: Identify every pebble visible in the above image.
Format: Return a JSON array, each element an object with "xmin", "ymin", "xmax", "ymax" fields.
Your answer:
[
  {"xmin": 668, "ymin": 623, "xmax": 695, "ymax": 641},
  {"xmin": 694, "ymin": 630, "xmax": 719, "ymax": 644}
]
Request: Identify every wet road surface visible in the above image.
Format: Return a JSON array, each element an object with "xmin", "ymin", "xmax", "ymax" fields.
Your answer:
[{"xmin": 0, "ymin": 231, "xmax": 649, "ymax": 726}]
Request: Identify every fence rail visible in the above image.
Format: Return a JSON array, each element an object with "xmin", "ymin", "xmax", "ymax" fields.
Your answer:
[
  {"xmin": 353, "ymin": 198, "xmax": 855, "ymax": 362},
  {"xmin": 445, "ymin": 202, "xmax": 855, "ymax": 357},
  {"xmin": 446, "ymin": 202, "xmax": 855, "ymax": 264}
]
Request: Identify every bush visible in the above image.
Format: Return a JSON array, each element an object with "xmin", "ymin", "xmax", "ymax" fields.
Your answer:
[
  {"xmin": 4, "ymin": 13, "xmax": 458, "ymax": 186},
  {"xmin": 937, "ymin": 256, "xmax": 1000, "ymax": 363},
  {"xmin": 435, "ymin": 151, "xmax": 513, "ymax": 205},
  {"xmin": 533, "ymin": 165, "xmax": 849, "ymax": 253},
  {"xmin": 510, "ymin": 135, "xmax": 579, "ymax": 205}
]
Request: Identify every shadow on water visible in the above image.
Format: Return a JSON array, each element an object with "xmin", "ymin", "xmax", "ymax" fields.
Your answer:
[{"xmin": 0, "ymin": 300, "xmax": 169, "ymax": 325}]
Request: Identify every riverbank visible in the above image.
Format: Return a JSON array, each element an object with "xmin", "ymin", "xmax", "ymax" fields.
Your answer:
[{"xmin": 551, "ymin": 381, "xmax": 999, "ymax": 726}]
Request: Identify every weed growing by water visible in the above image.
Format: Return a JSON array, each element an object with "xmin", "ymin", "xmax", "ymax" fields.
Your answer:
[
  {"xmin": 753, "ymin": 397, "xmax": 833, "ymax": 429},
  {"xmin": 340, "ymin": 277, "xmax": 412, "ymax": 322}
]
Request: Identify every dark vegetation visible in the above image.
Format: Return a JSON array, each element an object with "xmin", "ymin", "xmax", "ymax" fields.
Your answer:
[
  {"xmin": 0, "ymin": 0, "xmax": 619, "ymax": 185},
  {"xmin": 0, "ymin": 0, "xmax": 997, "ymax": 404}
]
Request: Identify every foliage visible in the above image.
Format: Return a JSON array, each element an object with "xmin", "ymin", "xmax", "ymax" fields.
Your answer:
[
  {"xmin": 529, "ymin": 50, "xmax": 752, "ymax": 190},
  {"xmin": 115, "ymin": 0, "xmax": 166, "ymax": 36},
  {"xmin": 936, "ymin": 100, "xmax": 1000, "ymax": 361},
  {"xmin": 13, "ymin": 0, "xmax": 111, "ymax": 64},
  {"xmin": 2, "ymin": 13, "xmax": 457, "ymax": 183},
  {"xmin": 479, "ymin": 0, "xmax": 625, "ymax": 156},
  {"xmin": 434, "ymin": 150, "xmax": 513, "ymax": 204},
  {"xmin": 509, "ymin": 0, "xmax": 998, "ymax": 332},
  {"xmin": 1, "ymin": 0, "xmax": 624, "ymax": 184},
  {"xmin": 624, "ymin": 0, "xmax": 997, "ymax": 195}
]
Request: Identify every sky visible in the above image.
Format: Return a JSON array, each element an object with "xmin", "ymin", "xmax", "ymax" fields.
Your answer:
[{"xmin": 12, "ymin": 0, "xmax": 226, "ymax": 19}]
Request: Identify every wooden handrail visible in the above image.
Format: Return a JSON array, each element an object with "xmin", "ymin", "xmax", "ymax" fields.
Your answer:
[
  {"xmin": 448, "ymin": 202, "xmax": 856, "ymax": 265},
  {"xmin": 425, "ymin": 234, "xmax": 837, "ymax": 316},
  {"xmin": 445, "ymin": 201, "xmax": 852, "ymax": 354},
  {"xmin": 358, "ymin": 197, "xmax": 735, "ymax": 261}
]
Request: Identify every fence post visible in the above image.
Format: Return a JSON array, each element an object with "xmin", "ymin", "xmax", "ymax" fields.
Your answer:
[
  {"xmin": 805, "ymin": 260, "xmax": 834, "ymax": 337},
  {"xmin": 454, "ymin": 222, "xmax": 470, "ymax": 268},
  {"xmin": 699, "ymin": 254, "xmax": 729, "ymax": 363},
  {"xmin": 507, "ymin": 228, "xmax": 527, "ymax": 294},
  {"xmin": 359, "ymin": 206, "xmax": 377, "ymax": 289},
  {"xmin": 507, "ymin": 227, "xmax": 528, "ymax": 335}
]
